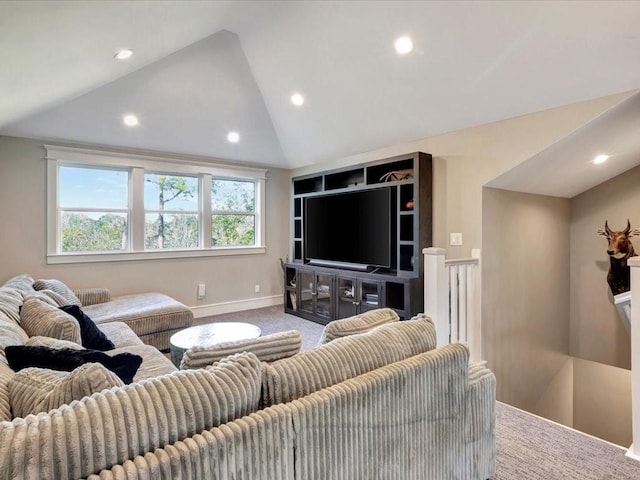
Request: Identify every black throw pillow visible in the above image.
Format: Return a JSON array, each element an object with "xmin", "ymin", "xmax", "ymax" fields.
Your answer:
[
  {"xmin": 5, "ymin": 345, "xmax": 142, "ymax": 384},
  {"xmin": 59, "ymin": 304, "xmax": 115, "ymax": 351}
]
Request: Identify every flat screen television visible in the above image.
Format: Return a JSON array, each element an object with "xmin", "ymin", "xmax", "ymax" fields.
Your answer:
[{"xmin": 304, "ymin": 188, "xmax": 395, "ymax": 270}]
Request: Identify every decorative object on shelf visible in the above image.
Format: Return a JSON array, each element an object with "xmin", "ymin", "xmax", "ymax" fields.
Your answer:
[
  {"xmin": 596, "ymin": 219, "xmax": 640, "ymax": 295},
  {"xmin": 343, "ymin": 286, "xmax": 354, "ymax": 298},
  {"xmin": 380, "ymin": 169, "xmax": 413, "ymax": 182},
  {"xmin": 405, "ymin": 198, "xmax": 415, "ymax": 210},
  {"xmin": 289, "ymin": 292, "xmax": 297, "ymax": 310}
]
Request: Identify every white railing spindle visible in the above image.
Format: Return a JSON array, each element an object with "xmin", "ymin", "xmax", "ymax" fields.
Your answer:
[{"xmin": 423, "ymin": 247, "xmax": 482, "ymax": 362}]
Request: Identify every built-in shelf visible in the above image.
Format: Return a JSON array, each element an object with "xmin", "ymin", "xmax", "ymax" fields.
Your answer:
[{"xmin": 287, "ymin": 151, "xmax": 432, "ymax": 324}]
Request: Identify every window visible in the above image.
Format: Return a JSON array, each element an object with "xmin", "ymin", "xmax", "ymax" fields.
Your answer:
[
  {"xmin": 212, "ymin": 179, "xmax": 256, "ymax": 247},
  {"xmin": 46, "ymin": 145, "xmax": 266, "ymax": 263},
  {"xmin": 144, "ymin": 173, "xmax": 199, "ymax": 249},
  {"xmin": 58, "ymin": 166, "xmax": 129, "ymax": 252}
]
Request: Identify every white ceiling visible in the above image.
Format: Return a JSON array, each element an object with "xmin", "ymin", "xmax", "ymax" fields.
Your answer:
[{"xmin": 2, "ymin": 1, "xmax": 640, "ymax": 192}]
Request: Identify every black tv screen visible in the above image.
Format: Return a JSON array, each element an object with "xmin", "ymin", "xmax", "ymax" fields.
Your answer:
[{"xmin": 305, "ymin": 188, "xmax": 393, "ymax": 269}]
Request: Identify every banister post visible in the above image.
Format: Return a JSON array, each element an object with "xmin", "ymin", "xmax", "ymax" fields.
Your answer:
[
  {"xmin": 470, "ymin": 248, "xmax": 482, "ymax": 362},
  {"xmin": 628, "ymin": 257, "xmax": 640, "ymax": 460},
  {"xmin": 423, "ymin": 247, "xmax": 449, "ymax": 347}
]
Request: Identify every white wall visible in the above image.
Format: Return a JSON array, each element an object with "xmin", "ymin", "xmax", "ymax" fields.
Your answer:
[{"xmin": 0, "ymin": 136, "xmax": 290, "ymax": 312}]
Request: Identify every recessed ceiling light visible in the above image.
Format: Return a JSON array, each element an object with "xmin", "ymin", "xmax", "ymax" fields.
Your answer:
[
  {"xmin": 122, "ymin": 114, "xmax": 139, "ymax": 127},
  {"xmin": 394, "ymin": 36, "xmax": 413, "ymax": 55},
  {"xmin": 114, "ymin": 49, "xmax": 134, "ymax": 60},
  {"xmin": 227, "ymin": 131, "xmax": 240, "ymax": 143},
  {"xmin": 592, "ymin": 154, "xmax": 610, "ymax": 165},
  {"xmin": 291, "ymin": 93, "xmax": 305, "ymax": 106}
]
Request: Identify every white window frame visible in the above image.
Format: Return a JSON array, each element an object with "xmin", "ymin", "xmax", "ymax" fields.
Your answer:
[{"xmin": 45, "ymin": 145, "xmax": 267, "ymax": 264}]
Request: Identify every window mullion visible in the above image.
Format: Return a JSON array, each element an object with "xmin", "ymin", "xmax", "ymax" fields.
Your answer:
[
  {"xmin": 202, "ymin": 174, "xmax": 212, "ymax": 248},
  {"xmin": 131, "ymin": 167, "xmax": 145, "ymax": 251},
  {"xmin": 256, "ymin": 178, "xmax": 265, "ymax": 247}
]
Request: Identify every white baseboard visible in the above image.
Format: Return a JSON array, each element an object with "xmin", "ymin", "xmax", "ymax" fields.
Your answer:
[
  {"xmin": 191, "ymin": 294, "xmax": 284, "ymax": 319},
  {"xmin": 626, "ymin": 444, "xmax": 640, "ymax": 461}
]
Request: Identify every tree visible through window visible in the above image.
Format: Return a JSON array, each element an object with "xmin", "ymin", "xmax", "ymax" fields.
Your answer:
[
  {"xmin": 59, "ymin": 166, "xmax": 129, "ymax": 252},
  {"xmin": 144, "ymin": 174, "xmax": 199, "ymax": 249},
  {"xmin": 211, "ymin": 179, "xmax": 256, "ymax": 246}
]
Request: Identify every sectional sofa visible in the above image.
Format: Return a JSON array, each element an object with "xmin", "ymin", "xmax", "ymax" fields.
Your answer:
[{"xmin": 0, "ymin": 274, "xmax": 496, "ymax": 480}]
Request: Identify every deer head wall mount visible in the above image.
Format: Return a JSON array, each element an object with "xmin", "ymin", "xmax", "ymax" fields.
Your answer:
[{"xmin": 597, "ymin": 219, "xmax": 640, "ymax": 295}]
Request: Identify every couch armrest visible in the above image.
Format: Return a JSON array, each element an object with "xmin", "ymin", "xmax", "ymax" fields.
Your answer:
[
  {"xmin": 467, "ymin": 361, "xmax": 496, "ymax": 478},
  {"xmin": 73, "ymin": 287, "xmax": 111, "ymax": 306}
]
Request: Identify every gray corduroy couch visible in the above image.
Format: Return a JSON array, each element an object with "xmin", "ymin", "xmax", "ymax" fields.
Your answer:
[{"xmin": 0, "ymin": 275, "xmax": 496, "ymax": 480}]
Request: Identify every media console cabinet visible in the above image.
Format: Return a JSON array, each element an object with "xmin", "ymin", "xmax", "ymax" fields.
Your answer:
[{"xmin": 285, "ymin": 152, "xmax": 432, "ymax": 324}]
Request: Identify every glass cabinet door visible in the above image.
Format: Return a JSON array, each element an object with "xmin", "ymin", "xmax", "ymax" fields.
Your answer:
[
  {"xmin": 315, "ymin": 273, "xmax": 333, "ymax": 319},
  {"xmin": 359, "ymin": 280, "xmax": 382, "ymax": 313},
  {"xmin": 298, "ymin": 270, "xmax": 314, "ymax": 314},
  {"xmin": 337, "ymin": 277, "xmax": 358, "ymax": 319}
]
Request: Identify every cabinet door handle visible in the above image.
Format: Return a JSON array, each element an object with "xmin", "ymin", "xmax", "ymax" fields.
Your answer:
[
  {"xmin": 311, "ymin": 292, "xmax": 318, "ymax": 296},
  {"xmin": 352, "ymin": 301, "xmax": 360, "ymax": 306}
]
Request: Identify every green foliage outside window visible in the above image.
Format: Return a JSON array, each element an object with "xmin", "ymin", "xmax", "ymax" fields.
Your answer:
[
  {"xmin": 61, "ymin": 212, "xmax": 127, "ymax": 252},
  {"xmin": 211, "ymin": 179, "xmax": 255, "ymax": 246}
]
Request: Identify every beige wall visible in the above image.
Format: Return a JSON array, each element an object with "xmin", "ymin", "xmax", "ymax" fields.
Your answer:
[
  {"xmin": 292, "ymin": 91, "xmax": 635, "ymax": 259},
  {"xmin": 0, "ymin": 136, "xmax": 290, "ymax": 310},
  {"xmin": 482, "ymin": 187, "xmax": 572, "ymax": 418},
  {"xmin": 570, "ymin": 164, "xmax": 640, "ymax": 369},
  {"xmin": 573, "ymin": 358, "xmax": 632, "ymax": 447}
]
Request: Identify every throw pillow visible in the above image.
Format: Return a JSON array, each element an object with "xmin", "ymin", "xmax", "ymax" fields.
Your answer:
[
  {"xmin": 33, "ymin": 278, "xmax": 81, "ymax": 306},
  {"xmin": 19, "ymin": 298, "xmax": 81, "ymax": 344},
  {"xmin": 9, "ymin": 363, "xmax": 124, "ymax": 418},
  {"xmin": 59, "ymin": 305, "xmax": 115, "ymax": 351},
  {"xmin": 25, "ymin": 336, "xmax": 85, "ymax": 350},
  {"xmin": 318, "ymin": 307, "xmax": 400, "ymax": 344},
  {"xmin": 24, "ymin": 289, "xmax": 70, "ymax": 307},
  {"xmin": 0, "ymin": 286, "xmax": 24, "ymax": 323},
  {"xmin": 180, "ymin": 330, "xmax": 302, "ymax": 369},
  {"xmin": 4, "ymin": 345, "xmax": 142, "ymax": 384}
]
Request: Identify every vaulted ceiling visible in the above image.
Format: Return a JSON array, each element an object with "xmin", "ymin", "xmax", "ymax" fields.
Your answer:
[{"xmin": 2, "ymin": 1, "xmax": 640, "ymax": 192}]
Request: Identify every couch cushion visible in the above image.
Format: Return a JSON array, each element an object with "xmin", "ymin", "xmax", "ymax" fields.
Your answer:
[
  {"xmin": 0, "ymin": 362, "xmax": 14, "ymax": 421},
  {"xmin": 262, "ymin": 313, "xmax": 437, "ymax": 405},
  {"xmin": 33, "ymin": 278, "xmax": 82, "ymax": 306},
  {"xmin": 318, "ymin": 307, "xmax": 400, "ymax": 344},
  {"xmin": 60, "ymin": 304, "xmax": 115, "ymax": 351},
  {"xmin": 9, "ymin": 363, "xmax": 124, "ymax": 418},
  {"xmin": 180, "ymin": 330, "xmax": 302, "ymax": 369},
  {"xmin": 109, "ymin": 344, "xmax": 178, "ymax": 382},
  {"xmin": 83, "ymin": 292, "xmax": 193, "ymax": 337},
  {"xmin": 19, "ymin": 298, "xmax": 81, "ymax": 343},
  {"xmin": 0, "ymin": 313, "xmax": 29, "ymax": 366},
  {"xmin": 5, "ymin": 345, "xmax": 143, "ymax": 384},
  {"xmin": 0, "ymin": 352, "xmax": 262, "ymax": 480},
  {"xmin": 97, "ymin": 321, "xmax": 145, "ymax": 348}
]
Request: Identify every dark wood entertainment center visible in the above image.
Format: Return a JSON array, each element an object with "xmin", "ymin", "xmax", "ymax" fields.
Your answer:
[{"xmin": 284, "ymin": 151, "xmax": 432, "ymax": 324}]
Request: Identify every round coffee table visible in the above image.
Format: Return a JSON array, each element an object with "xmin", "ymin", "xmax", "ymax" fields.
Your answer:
[{"xmin": 169, "ymin": 322, "xmax": 261, "ymax": 367}]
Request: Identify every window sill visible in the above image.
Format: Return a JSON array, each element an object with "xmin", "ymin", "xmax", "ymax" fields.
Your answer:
[{"xmin": 47, "ymin": 246, "xmax": 267, "ymax": 265}]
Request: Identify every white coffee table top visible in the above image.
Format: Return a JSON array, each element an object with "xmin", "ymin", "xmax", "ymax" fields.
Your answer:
[{"xmin": 170, "ymin": 322, "xmax": 262, "ymax": 350}]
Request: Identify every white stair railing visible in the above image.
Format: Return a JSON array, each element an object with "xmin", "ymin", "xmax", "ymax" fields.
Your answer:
[
  {"xmin": 628, "ymin": 258, "xmax": 640, "ymax": 460},
  {"xmin": 423, "ymin": 247, "xmax": 482, "ymax": 362}
]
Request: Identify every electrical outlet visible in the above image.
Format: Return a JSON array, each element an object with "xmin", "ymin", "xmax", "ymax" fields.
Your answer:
[
  {"xmin": 450, "ymin": 233, "xmax": 463, "ymax": 246},
  {"xmin": 197, "ymin": 283, "xmax": 206, "ymax": 299},
  {"xmin": 254, "ymin": 284, "xmax": 260, "ymax": 293}
]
